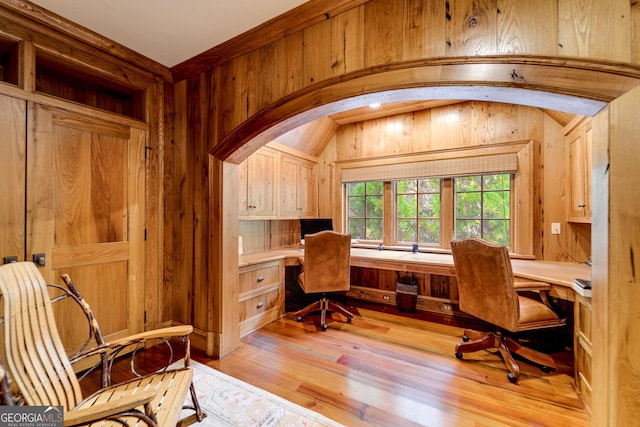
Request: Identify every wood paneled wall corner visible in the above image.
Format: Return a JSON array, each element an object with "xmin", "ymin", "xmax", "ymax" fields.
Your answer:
[
  {"xmin": 143, "ymin": 80, "xmax": 166, "ymax": 330},
  {"xmin": 163, "ymin": 79, "xmax": 195, "ymax": 327},
  {"xmin": 170, "ymin": 0, "xmax": 371, "ymax": 81},
  {"xmin": 0, "ymin": 0, "xmax": 172, "ymax": 82}
]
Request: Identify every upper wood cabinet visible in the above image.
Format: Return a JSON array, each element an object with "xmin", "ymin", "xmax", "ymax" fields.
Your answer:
[
  {"xmin": 279, "ymin": 153, "xmax": 318, "ymax": 218},
  {"xmin": 566, "ymin": 118, "xmax": 592, "ymax": 223},
  {"xmin": 239, "ymin": 147, "xmax": 278, "ymax": 218},
  {"xmin": 239, "ymin": 145, "xmax": 318, "ymax": 219}
]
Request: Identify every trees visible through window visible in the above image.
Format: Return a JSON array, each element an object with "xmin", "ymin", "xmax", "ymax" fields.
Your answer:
[
  {"xmin": 346, "ymin": 181, "xmax": 383, "ymax": 241},
  {"xmin": 345, "ymin": 173, "xmax": 512, "ymax": 248},
  {"xmin": 455, "ymin": 174, "xmax": 511, "ymax": 246},
  {"xmin": 395, "ymin": 178, "xmax": 441, "ymax": 245}
]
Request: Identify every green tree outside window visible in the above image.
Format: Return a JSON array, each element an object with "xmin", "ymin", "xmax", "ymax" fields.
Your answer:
[
  {"xmin": 347, "ymin": 181, "xmax": 383, "ymax": 240},
  {"xmin": 395, "ymin": 178, "xmax": 441, "ymax": 245},
  {"xmin": 455, "ymin": 174, "xmax": 511, "ymax": 246}
]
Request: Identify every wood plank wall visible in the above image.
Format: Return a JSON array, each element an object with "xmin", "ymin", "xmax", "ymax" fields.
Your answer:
[{"xmin": 174, "ymin": 0, "xmax": 639, "ymax": 160}]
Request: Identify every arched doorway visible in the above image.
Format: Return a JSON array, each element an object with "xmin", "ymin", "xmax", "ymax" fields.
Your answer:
[
  {"xmin": 211, "ymin": 56, "xmax": 640, "ymax": 425},
  {"xmin": 211, "ymin": 56, "xmax": 640, "ymax": 163}
]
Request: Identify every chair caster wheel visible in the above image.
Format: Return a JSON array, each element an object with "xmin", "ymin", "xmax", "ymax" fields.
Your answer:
[
  {"xmin": 296, "ymin": 316, "xmax": 303, "ymax": 322},
  {"xmin": 347, "ymin": 317, "xmax": 352, "ymax": 323},
  {"xmin": 507, "ymin": 373, "xmax": 518, "ymax": 384},
  {"xmin": 455, "ymin": 352, "xmax": 463, "ymax": 359},
  {"xmin": 540, "ymin": 365, "xmax": 552, "ymax": 373},
  {"xmin": 462, "ymin": 335, "xmax": 469, "ymax": 342},
  {"xmin": 321, "ymin": 324, "xmax": 328, "ymax": 331}
]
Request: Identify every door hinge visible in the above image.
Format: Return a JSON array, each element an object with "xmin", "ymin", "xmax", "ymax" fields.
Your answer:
[
  {"xmin": 144, "ymin": 311, "xmax": 147, "ymax": 323},
  {"xmin": 144, "ymin": 146, "xmax": 153, "ymax": 159},
  {"xmin": 144, "ymin": 229, "xmax": 147, "ymax": 241}
]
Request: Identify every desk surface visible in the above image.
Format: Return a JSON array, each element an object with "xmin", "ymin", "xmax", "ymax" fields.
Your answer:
[{"xmin": 239, "ymin": 247, "xmax": 592, "ymax": 298}]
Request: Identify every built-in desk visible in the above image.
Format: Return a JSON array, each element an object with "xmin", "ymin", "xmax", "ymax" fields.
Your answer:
[
  {"xmin": 239, "ymin": 247, "xmax": 592, "ymax": 407},
  {"xmin": 239, "ymin": 247, "xmax": 592, "ymax": 299}
]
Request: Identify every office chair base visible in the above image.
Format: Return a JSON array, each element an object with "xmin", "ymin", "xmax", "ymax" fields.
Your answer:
[
  {"xmin": 454, "ymin": 329, "xmax": 556, "ymax": 383},
  {"xmin": 295, "ymin": 297, "xmax": 354, "ymax": 331}
]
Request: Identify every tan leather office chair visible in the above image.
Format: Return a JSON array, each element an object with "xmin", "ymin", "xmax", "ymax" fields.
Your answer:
[
  {"xmin": 450, "ymin": 238, "xmax": 566, "ymax": 383},
  {"xmin": 295, "ymin": 230, "xmax": 354, "ymax": 330}
]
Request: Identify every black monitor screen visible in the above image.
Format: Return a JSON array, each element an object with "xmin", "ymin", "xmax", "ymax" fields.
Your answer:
[{"xmin": 300, "ymin": 218, "xmax": 334, "ymax": 240}]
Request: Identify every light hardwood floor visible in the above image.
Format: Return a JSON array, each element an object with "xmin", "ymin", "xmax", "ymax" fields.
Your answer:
[{"xmin": 193, "ymin": 308, "xmax": 590, "ymax": 427}]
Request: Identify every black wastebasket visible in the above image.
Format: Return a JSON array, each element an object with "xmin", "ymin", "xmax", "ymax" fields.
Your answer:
[{"xmin": 396, "ymin": 281, "xmax": 418, "ymax": 312}]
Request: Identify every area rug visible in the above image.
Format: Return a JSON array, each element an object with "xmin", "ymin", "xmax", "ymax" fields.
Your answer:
[{"xmin": 180, "ymin": 361, "xmax": 345, "ymax": 427}]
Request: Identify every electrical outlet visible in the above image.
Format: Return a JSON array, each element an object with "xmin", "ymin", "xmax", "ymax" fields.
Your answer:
[{"xmin": 551, "ymin": 223, "xmax": 561, "ymax": 235}]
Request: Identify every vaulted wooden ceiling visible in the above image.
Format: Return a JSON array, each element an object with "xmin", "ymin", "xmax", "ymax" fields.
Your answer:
[{"xmin": 273, "ymin": 100, "xmax": 576, "ymax": 157}]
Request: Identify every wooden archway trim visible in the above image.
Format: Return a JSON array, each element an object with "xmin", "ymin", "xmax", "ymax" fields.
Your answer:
[{"xmin": 212, "ymin": 55, "xmax": 640, "ymax": 163}]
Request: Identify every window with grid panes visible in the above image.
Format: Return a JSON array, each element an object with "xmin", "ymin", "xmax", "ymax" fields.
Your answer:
[
  {"xmin": 454, "ymin": 173, "xmax": 512, "ymax": 246},
  {"xmin": 346, "ymin": 181, "xmax": 383, "ymax": 241},
  {"xmin": 395, "ymin": 178, "xmax": 441, "ymax": 245}
]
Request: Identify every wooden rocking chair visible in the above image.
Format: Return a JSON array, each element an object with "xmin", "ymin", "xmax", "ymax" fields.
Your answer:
[{"xmin": 0, "ymin": 261, "xmax": 204, "ymax": 426}]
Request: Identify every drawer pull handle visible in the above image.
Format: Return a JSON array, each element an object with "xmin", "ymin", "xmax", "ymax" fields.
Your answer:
[
  {"xmin": 257, "ymin": 276, "xmax": 265, "ymax": 282},
  {"xmin": 256, "ymin": 301, "xmax": 264, "ymax": 308}
]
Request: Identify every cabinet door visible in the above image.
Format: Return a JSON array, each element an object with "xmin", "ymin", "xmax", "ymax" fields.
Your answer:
[
  {"xmin": 279, "ymin": 154, "xmax": 318, "ymax": 218},
  {"xmin": 567, "ymin": 120, "xmax": 592, "ymax": 222},
  {"xmin": 297, "ymin": 158, "xmax": 317, "ymax": 218},
  {"xmin": 583, "ymin": 126, "xmax": 592, "ymax": 219},
  {"xmin": 242, "ymin": 148, "xmax": 277, "ymax": 218},
  {"xmin": 27, "ymin": 104, "xmax": 145, "ymax": 353},
  {"xmin": 0, "ymin": 95, "xmax": 26, "ymax": 264},
  {"xmin": 279, "ymin": 154, "xmax": 299, "ymax": 218},
  {"xmin": 238, "ymin": 158, "xmax": 250, "ymax": 216}
]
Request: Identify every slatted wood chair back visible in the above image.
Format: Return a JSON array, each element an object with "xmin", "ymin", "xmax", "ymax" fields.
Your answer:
[{"xmin": 0, "ymin": 262, "xmax": 83, "ymax": 409}]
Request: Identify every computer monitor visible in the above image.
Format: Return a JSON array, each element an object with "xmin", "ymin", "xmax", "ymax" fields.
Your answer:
[{"xmin": 300, "ymin": 218, "xmax": 334, "ymax": 242}]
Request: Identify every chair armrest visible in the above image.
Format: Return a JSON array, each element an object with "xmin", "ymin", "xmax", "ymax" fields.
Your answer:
[
  {"xmin": 298, "ymin": 256, "xmax": 305, "ymax": 265},
  {"xmin": 67, "ymin": 337, "xmax": 146, "ymax": 364},
  {"xmin": 513, "ymin": 279, "xmax": 551, "ymax": 292},
  {"xmin": 514, "ymin": 279, "xmax": 557, "ymax": 309},
  {"xmin": 108, "ymin": 325, "xmax": 193, "ymax": 345},
  {"xmin": 70, "ymin": 325, "xmax": 193, "ymax": 362},
  {"xmin": 65, "ymin": 388, "xmax": 156, "ymax": 426}
]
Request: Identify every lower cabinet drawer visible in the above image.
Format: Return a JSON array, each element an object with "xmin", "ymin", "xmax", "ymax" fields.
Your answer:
[
  {"xmin": 239, "ymin": 286, "xmax": 283, "ymax": 337},
  {"xmin": 240, "ymin": 287, "xmax": 280, "ymax": 321},
  {"xmin": 239, "ymin": 261, "xmax": 281, "ymax": 294}
]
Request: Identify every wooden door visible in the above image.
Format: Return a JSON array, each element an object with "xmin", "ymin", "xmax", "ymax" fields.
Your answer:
[
  {"xmin": 26, "ymin": 104, "xmax": 146, "ymax": 353},
  {"xmin": 0, "ymin": 94, "xmax": 26, "ymax": 264}
]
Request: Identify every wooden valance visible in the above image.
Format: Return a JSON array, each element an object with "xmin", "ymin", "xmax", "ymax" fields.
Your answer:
[{"xmin": 340, "ymin": 153, "xmax": 518, "ymax": 183}]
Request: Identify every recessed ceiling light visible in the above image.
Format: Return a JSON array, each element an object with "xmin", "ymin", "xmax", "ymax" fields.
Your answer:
[{"xmin": 369, "ymin": 102, "xmax": 381, "ymax": 108}]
